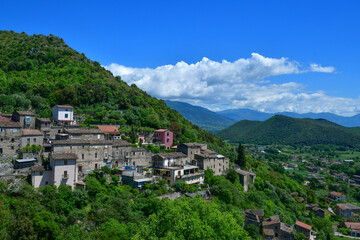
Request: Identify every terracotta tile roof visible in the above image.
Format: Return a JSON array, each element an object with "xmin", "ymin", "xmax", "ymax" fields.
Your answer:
[
  {"xmin": 330, "ymin": 191, "xmax": 346, "ymax": 197},
  {"xmin": 51, "ymin": 153, "xmax": 77, "ymax": 160},
  {"xmin": 55, "ymin": 105, "xmax": 73, "ymax": 109},
  {"xmin": 155, "ymin": 129, "xmax": 170, "ymax": 132},
  {"xmin": 296, "ymin": 221, "xmax": 312, "ymax": 231},
  {"xmin": 97, "ymin": 125, "xmax": 120, "ymax": 134},
  {"xmin": 0, "ymin": 115, "xmax": 11, "ymax": 122},
  {"xmin": 0, "ymin": 121, "xmax": 22, "ymax": 128},
  {"xmin": 22, "ymin": 129, "xmax": 43, "ymax": 136},
  {"xmin": 344, "ymin": 222, "xmax": 360, "ymax": 230}
]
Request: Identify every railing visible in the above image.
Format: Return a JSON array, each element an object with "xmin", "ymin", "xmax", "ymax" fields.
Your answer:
[{"xmin": 62, "ymin": 174, "xmax": 69, "ymax": 180}]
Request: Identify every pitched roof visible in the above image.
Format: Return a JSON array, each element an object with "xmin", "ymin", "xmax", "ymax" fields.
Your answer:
[
  {"xmin": 0, "ymin": 115, "xmax": 11, "ymax": 122},
  {"xmin": 235, "ymin": 169, "xmax": 255, "ymax": 176},
  {"xmin": 51, "ymin": 153, "xmax": 77, "ymax": 160},
  {"xmin": 36, "ymin": 118, "xmax": 51, "ymax": 122},
  {"xmin": 263, "ymin": 215, "xmax": 280, "ymax": 226},
  {"xmin": 15, "ymin": 111, "xmax": 36, "ymax": 116},
  {"xmin": 338, "ymin": 203, "xmax": 360, "ymax": 210},
  {"xmin": 155, "ymin": 152, "xmax": 187, "ymax": 159},
  {"xmin": 155, "ymin": 129, "xmax": 171, "ymax": 133},
  {"xmin": 132, "ymin": 147, "xmax": 146, "ymax": 152},
  {"xmin": 330, "ymin": 191, "xmax": 346, "ymax": 197},
  {"xmin": 97, "ymin": 125, "xmax": 120, "ymax": 134},
  {"xmin": 247, "ymin": 209, "xmax": 264, "ymax": 217},
  {"xmin": 52, "ymin": 139, "xmax": 112, "ymax": 145},
  {"xmin": 181, "ymin": 143, "xmax": 202, "ymax": 147},
  {"xmin": 0, "ymin": 121, "xmax": 22, "ymax": 128},
  {"xmin": 344, "ymin": 222, "xmax": 360, "ymax": 230},
  {"xmin": 54, "ymin": 105, "xmax": 73, "ymax": 109},
  {"xmin": 22, "ymin": 129, "xmax": 43, "ymax": 136},
  {"xmin": 112, "ymin": 140, "xmax": 132, "ymax": 147},
  {"xmin": 65, "ymin": 128, "xmax": 103, "ymax": 134},
  {"xmin": 296, "ymin": 221, "xmax": 312, "ymax": 231}
]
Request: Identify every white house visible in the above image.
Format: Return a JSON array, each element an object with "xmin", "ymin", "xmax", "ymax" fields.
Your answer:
[
  {"xmin": 52, "ymin": 105, "xmax": 74, "ymax": 124},
  {"xmin": 50, "ymin": 153, "xmax": 77, "ymax": 189}
]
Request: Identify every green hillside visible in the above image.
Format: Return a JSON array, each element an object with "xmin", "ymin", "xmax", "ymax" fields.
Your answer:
[
  {"xmin": 0, "ymin": 30, "xmax": 234, "ymax": 157},
  {"xmin": 218, "ymin": 115, "xmax": 360, "ymax": 147},
  {"xmin": 165, "ymin": 100, "xmax": 235, "ymax": 133}
]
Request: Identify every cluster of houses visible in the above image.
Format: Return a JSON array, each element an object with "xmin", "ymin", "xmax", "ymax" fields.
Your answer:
[
  {"xmin": 244, "ymin": 209, "xmax": 314, "ymax": 240},
  {"xmin": 0, "ymin": 105, "xmax": 230, "ymax": 189}
]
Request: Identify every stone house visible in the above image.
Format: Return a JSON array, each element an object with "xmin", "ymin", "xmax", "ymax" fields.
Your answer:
[
  {"xmin": 97, "ymin": 125, "xmax": 121, "ymax": 140},
  {"xmin": 244, "ymin": 209, "xmax": 264, "ymax": 227},
  {"xmin": 36, "ymin": 118, "xmax": 51, "ymax": 139},
  {"xmin": 129, "ymin": 147, "xmax": 152, "ymax": 167},
  {"xmin": 294, "ymin": 221, "xmax": 312, "ymax": 240},
  {"xmin": 31, "ymin": 165, "xmax": 51, "ymax": 188},
  {"xmin": 340, "ymin": 222, "xmax": 360, "ymax": 237},
  {"xmin": 336, "ymin": 203, "xmax": 360, "ymax": 218},
  {"xmin": 329, "ymin": 191, "xmax": 347, "ymax": 201},
  {"xmin": 64, "ymin": 128, "xmax": 105, "ymax": 140},
  {"xmin": 236, "ymin": 168, "xmax": 256, "ymax": 192},
  {"xmin": 152, "ymin": 152, "xmax": 188, "ymax": 168},
  {"xmin": 177, "ymin": 142, "xmax": 204, "ymax": 160},
  {"xmin": 12, "ymin": 111, "xmax": 36, "ymax": 129},
  {"xmin": 262, "ymin": 215, "xmax": 294, "ymax": 240},
  {"xmin": 0, "ymin": 121, "xmax": 22, "ymax": 155},
  {"xmin": 195, "ymin": 151, "xmax": 229, "ymax": 176},
  {"xmin": 20, "ymin": 129, "xmax": 44, "ymax": 149}
]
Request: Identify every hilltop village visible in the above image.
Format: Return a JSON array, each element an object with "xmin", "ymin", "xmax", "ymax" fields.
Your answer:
[{"xmin": 0, "ymin": 105, "xmax": 230, "ymax": 190}]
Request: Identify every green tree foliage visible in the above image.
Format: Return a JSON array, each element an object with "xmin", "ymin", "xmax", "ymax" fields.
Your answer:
[{"xmin": 236, "ymin": 143, "xmax": 246, "ymax": 167}]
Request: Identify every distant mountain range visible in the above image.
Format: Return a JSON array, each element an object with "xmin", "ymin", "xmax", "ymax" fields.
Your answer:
[
  {"xmin": 165, "ymin": 100, "xmax": 360, "ymax": 132},
  {"xmin": 217, "ymin": 115, "xmax": 360, "ymax": 147},
  {"xmin": 165, "ymin": 100, "xmax": 235, "ymax": 133}
]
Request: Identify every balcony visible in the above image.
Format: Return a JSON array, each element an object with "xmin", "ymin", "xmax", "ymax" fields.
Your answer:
[{"xmin": 62, "ymin": 174, "xmax": 69, "ymax": 180}]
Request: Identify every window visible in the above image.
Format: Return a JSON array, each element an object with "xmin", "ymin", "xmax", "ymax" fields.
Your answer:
[
  {"xmin": 104, "ymin": 152, "xmax": 108, "ymax": 158},
  {"xmin": 82, "ymin": 154, "xmax": 84, "ymax": 159},
  {"xmin": 11, "ymin": 146, "xmax": 14, "ymax": 149},
  {"xmin": 167, "ymin": 132, "xmax": 170, "ymax": 136},
  {"xmin": 116, "ymin": 151, "xmax": 119, "ymax": 156},
  {"xmin": 27, "ymin": 138, "xmax": 30, "ymax": 143},
  {"xmin": 95, "ymin": 153, "xmax": 97, "ymax": 158},
  {"xmin": 95, "ymin": 164, "xmax": 98, "ymax": 169},
  {"xmin": 97, "ymin": 134, "xmax": 100, "ymax": 139},
  {"xmin": 40, "ymin": 171, "xmax": 43, "ymax": 176},
  {"xmin": 64, "ymin": 171, "xmax": 68, "ymax": 177},
  {"xmin": 167, "ymin": 138, "xmax": 170, "ymax": 143},
  {"xmin": 64, "ymin": 160, "xmax": 68, "ymax": 165},
  {"xmin": 12, "ymin": 128, "xmax": 17, "ymax": 133},
  {"xmin": 33, "ymin": 138, "xmax": 36, "ymax": 143},
  {"xmin": 11, "ymin": 138, "xmax": 14, "ymax": 142},
  {"xmin": 0, "ymin": 128, "xmax": 4, "ymax": 132},
  {"xmin": 89, "ymin": 135, "xmax": 93, "ymax": 139},
  {"xmin": 65, "ymin": 113, "xmax": 69, "ymax": 118},
  {"xmin": 0, "ymin": 139, "xmax": 2, "ymax": 142}
]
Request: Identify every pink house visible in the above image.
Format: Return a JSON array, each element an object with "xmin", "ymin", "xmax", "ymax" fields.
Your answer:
[{"xmin": 153, "ymin": 129, "xmax": 173, "ymax": 149}]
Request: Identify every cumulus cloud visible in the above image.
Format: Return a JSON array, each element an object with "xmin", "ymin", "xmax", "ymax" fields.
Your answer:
[{"xmin": 105, "ymin": 53, "xmax": 359, "ymax": 116}]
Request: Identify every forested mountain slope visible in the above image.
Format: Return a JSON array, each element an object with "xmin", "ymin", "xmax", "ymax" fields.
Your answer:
[{"xmin": 218, "ymin": 115, "xmax": 360, "ymax": 147}]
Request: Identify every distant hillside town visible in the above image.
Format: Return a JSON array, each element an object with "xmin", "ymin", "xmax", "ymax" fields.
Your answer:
[{"xmin": 0, "ymin": 105, "xmax": 231, "ymax": 190}]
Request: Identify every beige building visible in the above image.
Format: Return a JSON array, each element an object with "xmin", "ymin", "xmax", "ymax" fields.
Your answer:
[
  {"xmin": 0, "ymin": 121, "xmax": 22, "ymax": 155},
  {"xmin": 20, "ymin": 129, "xmax": 44, "ymax": 149},
  {"xmin": 50, "ymin": 153, "xmax": 78, "ymax": 189},
  {"xmin": 31, "ymin": 166, "xmax": 51, "ymax": 188},
  {"xmin": 152, "ymin": 152, "xmax": 189, "ymax": 168},
  {"xmin": 130, "ymin": 147, "xmax": 152, "ymax": 167},
  {"xmin": 64, "ymin": 128, "xmax": 105, "ymax": 140},
  {"xmin": 154, "ymin": 165, "xmax": 204, "ymax": 185}
]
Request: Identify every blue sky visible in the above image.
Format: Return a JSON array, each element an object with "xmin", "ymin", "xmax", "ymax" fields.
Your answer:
[{"xmin": 1, "ymin": 0, "xmax": 360, "ymax": 115}]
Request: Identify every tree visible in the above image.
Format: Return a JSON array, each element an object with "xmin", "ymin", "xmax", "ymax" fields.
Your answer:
[
  {"xmin": 236, "ymin": 143, "xmax": 246, "ymax": 168},
  {"xmin": 226, "ymin": 169, "xmax": 239, "ymax": 184}
]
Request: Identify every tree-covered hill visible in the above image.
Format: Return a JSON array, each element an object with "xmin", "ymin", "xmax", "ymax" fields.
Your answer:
[
  {"xmin": 0, "ymin": 30, "xmax": 234, "ymax": 156},
  {"xmin": 217, "ymin": 115, "xmax": 360, "ymax": 147}
]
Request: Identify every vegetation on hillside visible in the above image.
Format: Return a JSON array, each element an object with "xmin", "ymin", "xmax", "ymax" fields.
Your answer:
[
  {"xmin": 0, "ymin": 30, "xmax": 235, "ymax": 158},
  {"xmin": 217, "ymin": 115, "xmax": 360, "ymax": 147}
]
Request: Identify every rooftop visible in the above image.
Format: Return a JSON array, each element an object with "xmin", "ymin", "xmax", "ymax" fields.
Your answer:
[
  {"xmin": 337, "ymin": 203, "xmax": 360, "ymax": 210},
  {"xmin": 37, "ymin": 118, "xmax": 51, "ymax": 122},
  {"xmin": 54, "ymin": 105, "xmax": 73, "ymax": 109},
  {"xmin": 235, "ymin": 169, "xmax": 256, "ymax": 176},
  {"xmin": 65, "ymin": 128, "xmax": 103, "ymax": 134},
  {"xmin": 0, "ymin": 115, "xmax": 11, "ymax": 122},
  {"xmin": 97, "ymin": 125, "xmax": 120, "ymax": 134},
  {"xmin": 22, "ymin": 129, "xmax": 43, "ymax": 136},
  {"xmin": 31, "ymin": 166, "xmax": 45, "ymax": 172},
  {"xmin": 344, "ymin": 222, "xmax": 360, "ymax": 230},
  {"xmin": 0, "ymin": 121, "xmax": 22, "ymax": 128},
  {"xmin": 296, "ymin": 221, "xmax": 312, "ymax": 231},
  {"xmin": 330, "ymin": 191, "xmax": 346, "ymax": 197},
  {"xmin": 15, "ymin": 111, "xmax": 36, "ymax": 116},
  {"xmin": 154, "ymin": 129, "xmax": 170, "ymax": 132},
  {"xmin": 155, "ymin": 152, "xmax": 187, "ymax": 159},
  {"xmin": 51, "ymin": 153, "xmax": 77, "ymax": 160}
]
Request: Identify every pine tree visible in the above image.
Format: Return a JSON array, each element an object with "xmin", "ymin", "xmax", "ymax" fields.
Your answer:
[{"xmin": 236, "ymin": 143, "xmax": 246, "ymax": 168}]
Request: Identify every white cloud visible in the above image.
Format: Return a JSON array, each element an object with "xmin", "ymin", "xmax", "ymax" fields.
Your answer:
[
  {"xmin": 105, "ymin": 53, "xmax": 360, "ymax": 116},
  {"xmin": 310, "ymin": 64, "xmax": 336, "ymax": 73}
]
